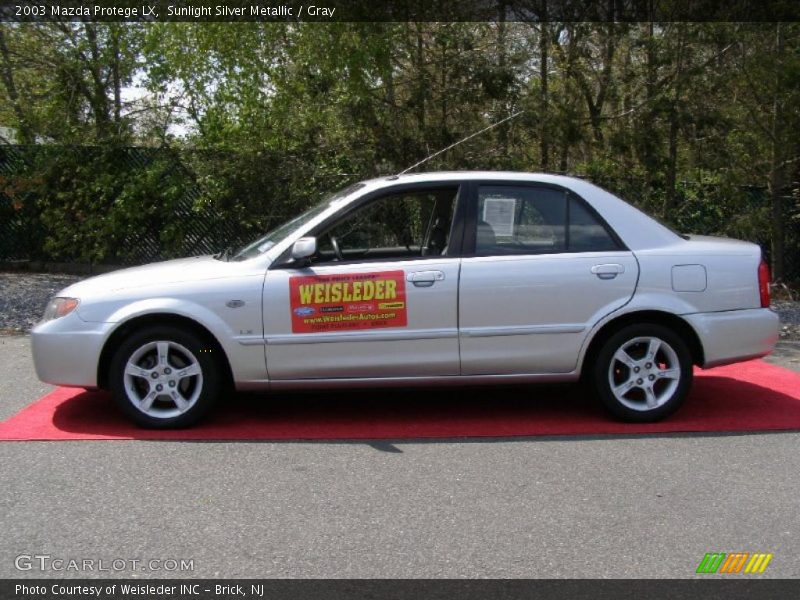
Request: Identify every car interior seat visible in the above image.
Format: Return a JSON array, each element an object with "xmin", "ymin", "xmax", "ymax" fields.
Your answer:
[
  {"xmin": 476, "ymin": 220, "xmax": 497, "ymax": 253},
  {"xmin": 426, "ymin": 216, "xmax": 449, "ymax": 255}
]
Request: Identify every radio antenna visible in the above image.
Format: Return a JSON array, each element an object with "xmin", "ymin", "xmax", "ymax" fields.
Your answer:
[{"xmin": 397, "ymin": 110, "xmax": 524, "ymax": 176}]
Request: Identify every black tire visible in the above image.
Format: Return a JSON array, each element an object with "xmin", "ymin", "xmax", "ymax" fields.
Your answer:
[
  {"xmin": 593, "ymin": 323, "xmax": 693, "ymax": 422},
  {"xmin": 109, "ymin": 325, "xmax": 222, "ymax": 428}
]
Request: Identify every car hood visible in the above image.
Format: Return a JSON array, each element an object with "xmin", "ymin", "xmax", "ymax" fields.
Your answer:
[{"xmin": 61, "ymin": 255, "xmax": 243, "ymax": 296}]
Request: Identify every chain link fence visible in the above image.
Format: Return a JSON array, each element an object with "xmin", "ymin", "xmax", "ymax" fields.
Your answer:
[
  {"xmin": 0, "ymin": 145, "xmax": 301, "ymax": 265},
  {"xmin": 1, "ymin": 144, "xmax": 798, "ymax": 280}
]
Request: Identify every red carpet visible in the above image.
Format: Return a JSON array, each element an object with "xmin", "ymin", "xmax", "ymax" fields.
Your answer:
[{"xmin": 1, "ymin": 360, "xmax": 799, "ymax": 441}]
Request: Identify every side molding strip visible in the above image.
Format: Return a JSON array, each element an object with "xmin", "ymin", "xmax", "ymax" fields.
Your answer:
[{"xmin": 461, "ymin": 324, "xmax": 585, "ymax": 338}]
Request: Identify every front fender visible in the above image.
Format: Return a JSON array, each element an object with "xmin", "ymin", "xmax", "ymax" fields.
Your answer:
[
  {"xmin": 91, "ymin": 295, "xmax": 268, "ymax": 385},
  {"xmin": 102, "ymin": 297, "xmax": 238, "ymax": 341}
]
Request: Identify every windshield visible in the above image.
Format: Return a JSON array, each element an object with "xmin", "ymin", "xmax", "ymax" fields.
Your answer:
[{"xmin": 228, "ymin": 183, "xmax": 365, "ymax": 261}]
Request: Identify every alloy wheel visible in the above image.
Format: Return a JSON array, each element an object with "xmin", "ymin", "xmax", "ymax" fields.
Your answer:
[
  {"xmin": 607, "ymin": 336, "xmax": 681, "ymax": 411},
  {"xmin": 123, "ymin": 340, "xmax": 204, "ymax": 419}
]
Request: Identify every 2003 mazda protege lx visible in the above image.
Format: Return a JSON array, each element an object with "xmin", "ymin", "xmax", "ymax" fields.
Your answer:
[{"xmin": 32, "ymin": 172, "xmax": 780, "ymax": 428}]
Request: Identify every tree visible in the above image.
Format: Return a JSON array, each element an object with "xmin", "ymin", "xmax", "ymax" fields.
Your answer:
[{"xmin": 0, "ymin": 22, "xmax": 141, "ymax": 144}]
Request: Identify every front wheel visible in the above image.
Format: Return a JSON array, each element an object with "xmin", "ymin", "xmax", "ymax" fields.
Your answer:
[
  {"xmin": 109, "ymin": 326, "xmax": 221, "ymax": 428},
  {"xmin": 593, "ymin": 323, "xmax": 693, "ymax": 422}
]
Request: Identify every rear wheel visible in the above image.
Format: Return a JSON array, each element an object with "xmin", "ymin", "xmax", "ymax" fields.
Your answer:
[
  {"xmin": 109, "ymin": 326, "xmax": 221, "ymax": 428},
  {"xmin": 593, "ymin": 323, "xmax": 693, "ymax": 422}
]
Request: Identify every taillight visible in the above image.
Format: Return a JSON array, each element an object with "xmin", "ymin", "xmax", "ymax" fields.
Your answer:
[{"xmin": 758, "ymin": 260, "xmax": 771, "ymax": 308}]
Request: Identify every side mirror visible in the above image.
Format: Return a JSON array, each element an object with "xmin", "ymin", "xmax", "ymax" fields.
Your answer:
[{"xmin": 291, "ymin": 236, "xmax": 317, "ymax": 261}]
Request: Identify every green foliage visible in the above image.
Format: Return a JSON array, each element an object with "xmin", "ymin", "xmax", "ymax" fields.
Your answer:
[
  {"xmin": 31, "ymin": 148, "xmax": 188, "ymax": 262},
  {"xmin": 0, "ymin": 21, "xmax": 798, "ymax": 277},
  {"xmin": 0, "ymin": 146, "xmax": 365, "ymax": 264}
]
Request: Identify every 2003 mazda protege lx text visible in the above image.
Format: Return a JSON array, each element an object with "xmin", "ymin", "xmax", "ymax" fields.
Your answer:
[{"xmin": 31, "ymin": 172, "xmax": 780, "ymax": 428}]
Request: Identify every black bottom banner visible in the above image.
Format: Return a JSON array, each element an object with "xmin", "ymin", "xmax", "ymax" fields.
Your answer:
[{"xmin": 3, "ymin": 579, "xmax": 800, "ymax": 600}]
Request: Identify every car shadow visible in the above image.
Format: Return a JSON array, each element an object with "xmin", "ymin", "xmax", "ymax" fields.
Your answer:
[{"xmin": 41, "ymin": 374, "xmax": 800, "ymax": 443}]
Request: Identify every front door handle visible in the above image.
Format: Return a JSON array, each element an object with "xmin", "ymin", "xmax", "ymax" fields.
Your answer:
[
  {"xmin": 591, "ymin": 263, "xmax": 624, "ymax": 280},
  {"xmin": 407, "ymin": 270, "xmax": 445, "ymax": 287}
]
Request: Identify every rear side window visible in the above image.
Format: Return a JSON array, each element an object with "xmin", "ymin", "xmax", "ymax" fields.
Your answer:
[{"xmin": 474, "ymin": 185, "xmax": 620, "ymax": 256}]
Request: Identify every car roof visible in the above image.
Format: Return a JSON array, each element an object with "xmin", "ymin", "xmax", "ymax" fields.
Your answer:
[{"xmin": 361, "ymin": 171, "xmax": 581, "ymax": 187}]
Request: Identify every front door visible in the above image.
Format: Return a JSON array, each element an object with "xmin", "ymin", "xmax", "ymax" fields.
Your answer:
[{"xmin": 263, "ymin": 185, "xmax": 463, "ymax": 380}]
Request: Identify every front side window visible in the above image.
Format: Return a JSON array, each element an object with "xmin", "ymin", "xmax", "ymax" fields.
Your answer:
[
  {"xmin": 313, "ymin": 187, "xmax": 458, "ymax": 264},
  {"xmin": 474, "ymin": 185, "xmax": 619, "ymax": 256}
]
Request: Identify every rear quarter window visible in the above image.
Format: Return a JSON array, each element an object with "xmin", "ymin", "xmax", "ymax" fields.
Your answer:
[{"xmin": 568, "ymin": 195, "xmax": 621, "ymax": 252}]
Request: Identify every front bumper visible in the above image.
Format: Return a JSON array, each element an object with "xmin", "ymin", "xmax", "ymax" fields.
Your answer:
[
  {"xmin": 685, "ymin": 308, "xmax": 780, "ymax": 368},
  {"xmin": 31, "ymin": 312, "xmax": 114, "ymax": 388}
]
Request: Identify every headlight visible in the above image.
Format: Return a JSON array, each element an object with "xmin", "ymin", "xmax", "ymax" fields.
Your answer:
[{"xmin": 42, "ymin": 297, "xmax": 80, "ymax": 322}]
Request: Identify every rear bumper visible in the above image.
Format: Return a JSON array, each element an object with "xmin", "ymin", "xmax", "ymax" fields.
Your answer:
[
  {"xmin": 684, "ymin": 308, "xmax": 780, "ymax": 368},
  {"xmin": 30, "ymin": 312, "xmax": 114, "ymax": 388}
]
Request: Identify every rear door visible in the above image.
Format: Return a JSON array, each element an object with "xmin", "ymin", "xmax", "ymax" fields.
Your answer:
[
  {"xmin": 458, "ymin": 182, "xmax": 638, "ymax": 375},
  {"xmin": 263, "ymin": 183, "xmax": 465, "ymax": 380}
]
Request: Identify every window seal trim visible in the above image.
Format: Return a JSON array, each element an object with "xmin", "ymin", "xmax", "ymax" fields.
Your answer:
[{"xmin": 462, "ymin": 180, "xmax": 628, "ymax": 257}]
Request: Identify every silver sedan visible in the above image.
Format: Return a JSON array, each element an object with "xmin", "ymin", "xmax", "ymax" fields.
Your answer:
[{"xmin": 31, "ymin": 172, "xmax": 779, "ymax": 427}]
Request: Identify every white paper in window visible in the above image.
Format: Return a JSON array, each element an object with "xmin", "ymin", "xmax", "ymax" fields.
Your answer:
[{"xmin": 482, "ymin": 197, "xmax": 516, "ymax": 237}]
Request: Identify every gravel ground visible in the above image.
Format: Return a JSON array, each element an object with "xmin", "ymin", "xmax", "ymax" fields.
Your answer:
[
  {"xmin": 1, "ymin": 271, "xmax": 799, "ymax": 339},
  {"xmin": 0, "ymin": 272, "xmax": 82, "ymax": 334},
  {"xmin": 773, "ymin": 300, "xmax": 800, "ymax": 340}
]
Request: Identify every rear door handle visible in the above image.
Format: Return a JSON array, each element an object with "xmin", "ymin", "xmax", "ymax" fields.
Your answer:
[
  {"xmin": 407, "ymin": 270, "xmax": 445, "ymax": 287},
  {"xmin": 591, "ymin": 264, "xmax": 624, "ymax": 280}
]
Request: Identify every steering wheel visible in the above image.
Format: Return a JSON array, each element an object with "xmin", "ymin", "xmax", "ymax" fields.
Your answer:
[{"xmin": 329, "ymin": 234, "xmax": 343, "ymax": 261}]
